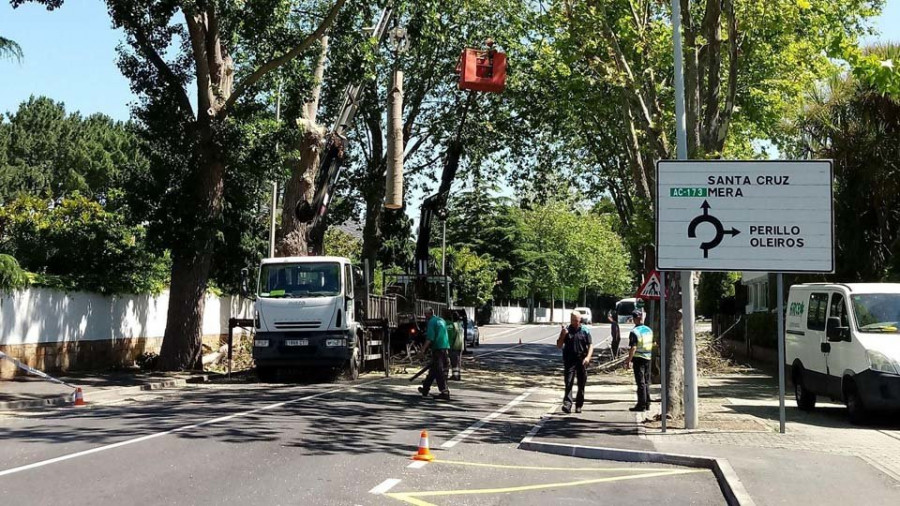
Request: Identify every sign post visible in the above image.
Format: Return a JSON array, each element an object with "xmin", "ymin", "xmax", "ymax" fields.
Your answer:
[
  {"xmin": 656, "ymin": 159, "xmax": 834, "ymax": 434},
  {"xmin": 660, "ymin": 271, "xmax": 667, "ymax": 433}
]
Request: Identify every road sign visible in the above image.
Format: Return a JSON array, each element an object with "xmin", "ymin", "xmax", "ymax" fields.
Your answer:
[
  {"xmin": 656, "ymin": 160, "xmax": 834, "ymax": 273},
  {"xmin": 636, "ymin": 270, "xmax": 662, "ymax": 300}
]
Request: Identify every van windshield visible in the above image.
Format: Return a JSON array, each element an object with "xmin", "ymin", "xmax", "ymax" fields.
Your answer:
[
  {"xmin": 851, "ymin": 294, "xmax": 900, "ymax": 334},
  {"xmin": 259, "ymin": 262, "xmax": 341, "ymax": 298}
]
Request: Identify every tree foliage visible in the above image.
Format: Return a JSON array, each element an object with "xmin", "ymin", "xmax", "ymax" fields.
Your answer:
[
  {"xmin": 0, "ymin": 194, "xmax": 169, "ymax": 294},
  {"xmin": 792, "ymin": 44, "xmax": 900, "ymax": 281},
  {"xmin": 0, "ymin": 253, "xmax": 28, "ymax": 292}
]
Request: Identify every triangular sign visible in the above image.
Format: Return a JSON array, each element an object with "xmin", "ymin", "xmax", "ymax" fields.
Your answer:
[{"xmin": 636, "ymin": 270, "xmax": 662, "ymax": 300}]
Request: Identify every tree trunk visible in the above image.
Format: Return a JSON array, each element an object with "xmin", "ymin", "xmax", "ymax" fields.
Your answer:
[
  {"xmin": 664, "ymin": 272, "xmax": 685, "ymax": 418},
  {"xmin": 276, "ymin": 120, "xmax": 325, "ymax": 256},
  {"xmin": 361, "ymin": 158, "xmax": 386, "ymax": 279},
  {"xmin": 276, "ymin": 37, "xmax": 329, "ymax": 257},
  {"xmin": 158, "ymin": 127, "xmax": 225, "ymax": 371}
]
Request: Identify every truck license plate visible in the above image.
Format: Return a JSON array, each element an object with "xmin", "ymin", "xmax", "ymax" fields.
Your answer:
[{"xmin": 285, "ymin": 339, "xmax": 308, "ymax": 347}]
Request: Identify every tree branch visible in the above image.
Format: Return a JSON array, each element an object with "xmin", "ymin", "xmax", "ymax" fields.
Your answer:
[
  {"xmin": 225, "ymin": 0, "xmax": 347, "ymax": 111},
  {"xmin": 716, "ymin": 0, "xmax": 739, "ymax": 150},
  {"xmin": 122, "ymin": 12, "xmax": 194, "ymax": 119},
  {"xmin": 184, "ymin": 12, "xmax": 212, "ymax": 116}
]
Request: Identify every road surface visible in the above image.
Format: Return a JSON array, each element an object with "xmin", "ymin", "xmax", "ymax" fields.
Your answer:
[{"xmin": 0, "ymin": 324, "xmax": 722, "ymax": 505}]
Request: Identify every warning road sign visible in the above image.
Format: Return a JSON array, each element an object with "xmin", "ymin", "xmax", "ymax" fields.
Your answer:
[
  {"xmin": 636, "ymin": 270, "xmax": 662, "ymax": 300},
  {"xmin": 656, "ymin": 160, "xmax": 834, "ymax": 273}
]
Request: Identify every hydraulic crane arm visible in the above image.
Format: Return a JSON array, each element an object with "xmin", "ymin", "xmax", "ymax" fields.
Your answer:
[
  {"xmin": 414, "ymin": 141, "xmax": 462, "ymax": 277},
  {"xmin": 296, "ymin": 6, "xmax": 395, "ymax": 252}
]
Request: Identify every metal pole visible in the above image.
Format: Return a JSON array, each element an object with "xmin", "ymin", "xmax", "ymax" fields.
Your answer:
[
  {"xmin": 268, "ymin": 80, "xmax": 284, "ymax": 258},
  {"xmin": 777, "ymin": 273, "xmax": 786, "ymax": 434},
  {"xmin": 660, "ymin": 271, "xmax": 667, "ymax": 433},
  {"xmin": 671, "ymin": 0, "xmax": 697, "ymax": 429}
]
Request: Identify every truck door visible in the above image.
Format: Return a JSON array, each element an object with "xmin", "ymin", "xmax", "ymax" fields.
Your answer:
[
  {"xmin": 804, "ymin": 292, "xmax": 831, "ymax": 393},
  {"xmin": 344, "ymin": 263, "xmax": 355, "ymax": 325},
  {"xmin": 824, "ymin": 292, "xmax": 854, "ymax": 399}
]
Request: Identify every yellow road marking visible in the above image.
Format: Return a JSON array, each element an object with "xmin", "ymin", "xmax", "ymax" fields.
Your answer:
[
  {"xmin": 386, "ymin": 469, "xmax": 705, "ymax": 506},
  {"xmin": 433, "ymin": 459, "xmax": 675, "ymax": 473}
]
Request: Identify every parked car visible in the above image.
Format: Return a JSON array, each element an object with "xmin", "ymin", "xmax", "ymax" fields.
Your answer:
[
  {"xmin": 574, "ymin": 307, "xmax": 593, "ymax": 325},
  {"xmin": 615, "ymin": 298, "xmax": 637, "ymax": 323},
  {"xmin": 786, "ymin": 283, "xmax": 900, "ymax": 424},
  {"xmin": 464, "ymin": 319, "xmax": 480, "ymax": 347}
]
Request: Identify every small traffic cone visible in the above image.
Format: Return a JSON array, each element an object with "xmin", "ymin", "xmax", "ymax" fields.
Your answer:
[
  {"xmin": 411, "ymin": 430, "xmax": 435, "ymax": 462},
  {"xmin": 73, "ymin": 388, "xmax": 86, "ymax": 407}
]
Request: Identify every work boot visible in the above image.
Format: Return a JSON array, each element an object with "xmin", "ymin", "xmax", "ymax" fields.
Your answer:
[
  {"xmin": 562, "ymin": 405, "xmax": 572, "ymax": 414},
  {"xmin": 417, "ymin": 386, "xmax": 429, "ymax": 397},
  {"xmin": 434, "ymin": 391, "xmax": 451, "ymax": 401},
  {"xmin": 575, "ymin": 406, "xmax": 583, "ymax": 414},
  {"xmin": 629, "ymin": 405, "xmax": 646, "ymax": 412}
]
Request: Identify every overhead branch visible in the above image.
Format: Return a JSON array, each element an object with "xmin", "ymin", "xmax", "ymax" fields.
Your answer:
[
  {"xmin": 184, "ymin": 12, "xmax": 213, "ymax": 116},
  {"xmin": 716, "ymin": 0, "xmax": 740, "ymax": 151},
  {"xmin": 122, "ymin": 13, "xmax": 194, "ymax": 119},
  {"xmin": 225, "ymin": 0, "xmax": 347, "ymax": 111}
]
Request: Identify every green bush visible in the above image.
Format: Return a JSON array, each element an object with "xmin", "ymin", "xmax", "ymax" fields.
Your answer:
[
  {"xmin": 0, "ymin": 194, "xmax": 169, "ymax": 294},
  {"xmin": 0, "ymin": 254, "xmax": 28, "ymax": 292}
]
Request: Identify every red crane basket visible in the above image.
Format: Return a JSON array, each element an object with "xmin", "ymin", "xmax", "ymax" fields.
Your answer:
[{"xmin": 457, "ymin": 48, "xmax": 507, "ymax": 93}]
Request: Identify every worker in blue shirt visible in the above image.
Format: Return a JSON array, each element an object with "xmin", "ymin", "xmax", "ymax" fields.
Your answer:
[{"xmin": 418, "ymin": 308, "xmax": 451, "ymax": 400}]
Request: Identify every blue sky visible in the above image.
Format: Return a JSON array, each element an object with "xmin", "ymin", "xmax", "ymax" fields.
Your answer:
[{"xmin": 2, "ymin": 2, "xmax": 900, "ymax": 121}]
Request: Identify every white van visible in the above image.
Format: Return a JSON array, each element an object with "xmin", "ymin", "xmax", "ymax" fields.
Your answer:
[
  {"xmin": 786, "ymin": 283, "xmax": 900, "ymax": 423},
  {"xmin": 574, "ymin": 307, "xmax": 593, "ymax": 325}
]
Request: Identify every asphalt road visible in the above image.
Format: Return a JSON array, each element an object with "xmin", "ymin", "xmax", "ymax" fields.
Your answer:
[{"xmin": 0, "ymin": 324, "xmax": 722, "ymax": 505}]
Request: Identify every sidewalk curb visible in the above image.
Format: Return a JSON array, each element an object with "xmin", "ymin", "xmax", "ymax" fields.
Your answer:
[
  {"xmin": 518, "ymin": 440, "xmax": 756, "ymax": 506},
  {"xmin": 0, "ymin": 371, "xmax": 248, "ymax": 411}
]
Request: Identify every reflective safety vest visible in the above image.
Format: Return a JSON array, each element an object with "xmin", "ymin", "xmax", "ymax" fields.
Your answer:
[{"xmin": 632, "ymin": 325, "xmax": 654, "ymax": 360}]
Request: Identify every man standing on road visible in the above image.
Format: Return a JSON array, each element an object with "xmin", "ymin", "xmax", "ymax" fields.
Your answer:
[
  {"xmin": 609, "ymin": 311, "xmax": 621, "ymax": 359},
  {"xmin": 419, "ymin": 308, "xmax": 451, "ymax": 400},
  {"xmin": 556, "ymin": 311, "xmax": 594, "ymax": 414},
  {"xmin": 625, "ymin": 310, "xmax": 653, "ymax": 412},
  {"xmin": 447, "ymin": 312, "xmax": 464, "ymax": 381}
]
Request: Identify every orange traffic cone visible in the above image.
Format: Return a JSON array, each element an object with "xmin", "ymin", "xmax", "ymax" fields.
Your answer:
[
  {"xmin": 411, "ymin": 430, "xmax": 435, "ymax": 462},
  {"xmin": 73, "ymin": 388, "xmax": 86, "ymax": 407}
]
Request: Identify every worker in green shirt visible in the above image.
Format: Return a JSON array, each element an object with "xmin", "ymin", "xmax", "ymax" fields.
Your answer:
[{"xmin": 418, "ymin": 308, "xmax": 451, "ymax": 400}]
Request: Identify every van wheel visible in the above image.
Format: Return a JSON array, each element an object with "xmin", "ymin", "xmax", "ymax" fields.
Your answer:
[
  {"xmin": 344, "ymin": 337, "xmax": 361, "ymax": 381},
  {"xmin": 844, "ymin": 381, "xmax": 868, "ymax": 425},
  {"xmin": 793, "ymin": 368, "xmax": 816, "ymax": 411}
]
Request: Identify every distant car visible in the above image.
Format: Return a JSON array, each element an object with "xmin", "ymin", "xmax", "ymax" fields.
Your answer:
[
  {"xmin": 464, "ymin": 319, "xmax": 480, "ymax": 347},
  {"xmin": 574, "ymin": 307, "xmax": 593, "ymax": 325},
  {"xmin": 615, "ymin": 298, "xmax": 637, "ymax": 324}
]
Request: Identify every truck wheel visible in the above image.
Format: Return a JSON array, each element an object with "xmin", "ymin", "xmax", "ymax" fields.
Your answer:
[
  {"xmin": 793, "ymin": 367, "xmax": 816, "ymax": 411},
  {"xmin": 845, "ymin": 380, "xmax": 868, "ymax": 425},
  {"xmin": 344, "ymin": 337, "xmax": 361, "ymax": 381},
  {"xmin": 257, "ymin": 366, "xmax": 277, "ymax": 382}
]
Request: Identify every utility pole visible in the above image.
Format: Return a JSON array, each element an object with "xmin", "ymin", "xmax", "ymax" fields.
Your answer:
[
  {"xmin": 268, "ymin": 79, "xmax": 284, "ymax": 258},
  {"xmin": 671, "ymin": 0, "xmax": 699, "ymax": 429}
]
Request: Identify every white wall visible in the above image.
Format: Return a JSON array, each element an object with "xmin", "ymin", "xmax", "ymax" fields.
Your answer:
[
  {"xmin": 488, "ymin": 305, "xmax": 572, "ymax": 324},
  {"xmin": 0, "ymin": 288, "xmax": 252, "ymax": 346}
]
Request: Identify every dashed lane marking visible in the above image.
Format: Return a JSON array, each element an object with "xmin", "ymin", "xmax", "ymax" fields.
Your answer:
[
  {"xmin": 0, "ymin": 378, "xmax": 387, "ymax": 478},
  {"xmin": 369, "ymin": 478, "xmax": 402, "ymax": 495}
]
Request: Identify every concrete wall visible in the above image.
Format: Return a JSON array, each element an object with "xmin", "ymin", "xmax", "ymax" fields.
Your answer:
[
  {"xmin": 489, "ymin": 305, "xmax": 573, "ymax": 324},
  {"xmin": 0, "ymin": 288, "xmax": 252, "ymax": 378}
]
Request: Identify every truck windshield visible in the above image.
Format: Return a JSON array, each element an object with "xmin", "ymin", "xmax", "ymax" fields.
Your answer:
[
  {"xmin": 851, "ymin": 294, "xmax": 900, "ymax": 334},
  {"xmin": 259, "ymin": 262, "xmax": 341, "ymax": 298}
]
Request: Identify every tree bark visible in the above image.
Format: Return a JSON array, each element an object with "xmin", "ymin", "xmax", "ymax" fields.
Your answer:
[
  {"xmin": 276, "ymin": 37, "xmax": 329, "ymax": 257},
  {"xmin": 664, "ymin": 272, "xmax": 685, "ymax": 417},
  {"xmin": 158, "ymin": 125, "xmax": 225, "ymax": 371},
  {"xmin": 360, "ymin": 91, "xmax": 386, "ymax": 280}
]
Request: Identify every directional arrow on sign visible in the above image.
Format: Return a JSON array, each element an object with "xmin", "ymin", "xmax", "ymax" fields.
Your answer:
[{"xmin": 687, "ymin": 200, "xmax": 741, "ymax": 258}]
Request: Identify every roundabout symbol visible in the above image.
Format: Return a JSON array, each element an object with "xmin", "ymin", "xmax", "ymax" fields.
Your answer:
[{"xmin": 687, "ymin": 200, "xmax": 740, "ymax": 258}]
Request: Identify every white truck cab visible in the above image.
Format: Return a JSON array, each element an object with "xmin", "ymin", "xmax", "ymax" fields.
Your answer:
[
  {"xmin": 252, "ymin": 256, "xmax": 359, "ymax": 379},
  {"xmin": 786, "ymin": 283, "xmax": 900, "ymax": 423}
]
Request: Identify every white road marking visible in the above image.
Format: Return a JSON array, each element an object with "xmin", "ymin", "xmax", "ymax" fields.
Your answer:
[
  {"xmin": 0, "ymin": 378, "xmax": 386, "ymax": 478},
  {"xmin": 368, "ymin": 478, "xmax": 402, "ymax": 494},
  {"xmin": 520, "ymin": 404, "xmax": 558, "ymax": 445},
  {"xmin": 407, "ymin": 460, "xmax": 429, "ymax": 469},
  {"xmin": 440, "ymin": 388, "xmax": 536, "ymax": 449}
]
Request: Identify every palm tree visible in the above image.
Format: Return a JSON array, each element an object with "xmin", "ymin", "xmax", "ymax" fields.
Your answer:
[{"xmin": 0, "ymin": 35, "xmax": 23, "ymax": 62}]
